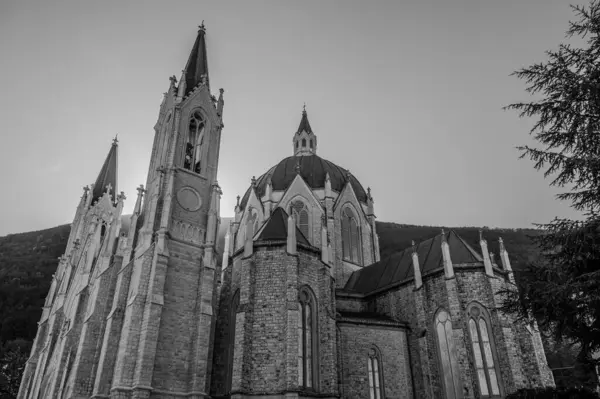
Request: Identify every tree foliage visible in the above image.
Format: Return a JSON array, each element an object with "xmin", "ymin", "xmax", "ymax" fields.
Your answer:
[
  {"xmin": 505, "ymin": 2, "xmax": 600, "ymax": 212},
  {"xmin": 503, "ymin": 0, "xmax": 600, "ymax": 388}
]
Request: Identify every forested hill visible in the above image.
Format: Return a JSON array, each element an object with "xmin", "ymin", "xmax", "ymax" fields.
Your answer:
[{"xmin": 0, "ymin": 220, "xmax": 541, "ymax": 352}]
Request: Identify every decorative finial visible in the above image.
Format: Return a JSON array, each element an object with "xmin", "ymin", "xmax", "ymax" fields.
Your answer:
[
  {"xmin": 118, "ymin": 191, "xmax": 126, "ymax": 201},
  {"xmin": 169, "ymin": 75, "xmax": 177, "ymax": 84},
  {"xmin": 236, "ymin": 195, "xmax": 240, "ymax": 206},
  {"xmin": 112, "ymin": 134, "xmax": 118, "ymax": 145},
  {"xmin": 105, "ymin": 183, "xmax": 112, "ymax": 194},
  {"xmin": 345, "ymin": 170, "xmax": 351, "ymax": 181},
  {"xmin": 83, "ymin": 185, "xmax": 90, "ymax": 194},
  {"xmin": 137, "ymin": 184, "xmax": 145, "ymax": 194},
  {"xmin": 490, "ymin": 252, "xmax": 495, "ymax": 264},
  {"xmin": 295, "ymin": 160, "xmax": 301, "ymax": 174},
  {"xmin": 199, "ymin": 21, "xmax": 205, "ymax": 31},
  {"xmin": 367, "ymin": 187, "xmax": 372, "ymax": 200},
  {"xmin": 303, "ymin": 102, "xmax": 306, "ymax": 113},
  {"xmin": 251, "ymin": 176, "xmax": 256, "ymax": 187},
  {"xmin": 411, "ymin": 240, "xmax": 417, "ymax": 252},
  {"xmin": 479, "ymin": 229, "xmax": 484, "ymax": 242}
]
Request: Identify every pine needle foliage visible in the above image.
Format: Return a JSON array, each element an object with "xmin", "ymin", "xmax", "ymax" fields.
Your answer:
[{"xmin": 503, "ymin": 1, "xmax": 600, "ymax": 388}]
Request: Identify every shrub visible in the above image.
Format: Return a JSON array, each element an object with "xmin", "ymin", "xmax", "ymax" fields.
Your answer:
[{"xmin": 506, "ymin": 387, "xmax": 600, "ymax": 399}]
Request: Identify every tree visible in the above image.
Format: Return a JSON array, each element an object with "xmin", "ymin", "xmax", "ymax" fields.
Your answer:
[
  {"xmin": 503, "ymin": 0, "xmax": 600, "ymax": 389},
  {"xmin": 0, "ymin": 339, "xmax": 30, "ymax": 399}
]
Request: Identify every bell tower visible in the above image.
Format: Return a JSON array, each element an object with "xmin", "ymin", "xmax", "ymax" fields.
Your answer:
[{"xmin": 110, "ymin": 23, "xmax": 225, "ymax": 398}]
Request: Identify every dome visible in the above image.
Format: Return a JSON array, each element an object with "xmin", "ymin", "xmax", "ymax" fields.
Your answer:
[{"xmin": 240, "ymin": 155, "xmax": 368, "ymax": 209}]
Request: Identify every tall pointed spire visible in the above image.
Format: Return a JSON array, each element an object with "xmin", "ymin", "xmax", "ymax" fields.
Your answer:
[
  {"xmin": 293, "ymin": 105, "xmax": 318, "ymax": 156},
  {"xmin": 91, "ymin": 137, "xmax": 118, "ymax": 204},
  {"xmin": 183, "ymin": 22, "xmax": 210, "ymax": 96},
  {"xmin": 296, "ymin": 104, "xmax": 313, "ymax": 134}
]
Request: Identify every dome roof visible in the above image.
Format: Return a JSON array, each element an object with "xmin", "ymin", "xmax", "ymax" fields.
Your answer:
[{"xmin": 240, "ymin": 155, "xmax": 368, "ymax": 209}]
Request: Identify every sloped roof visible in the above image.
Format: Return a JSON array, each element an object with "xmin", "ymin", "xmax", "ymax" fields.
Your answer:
[
  {"xmin": 296, "ymin": 109, "xmax": 313, "ymax": 134},
  {"xmin": 239, "ymin": 155, "xmax": 368, "ymax": 209},
  {"xmin": 255, "ymin": 207, "xmax": 310, "ymax": 246},
  {"xmin": 344, "ymin": 230, "xmax": 483, "ymax": 295},
  {"xmin": 183, "ymin": 25, "xmax": 209, "ymax": 96},
  {"xmin": 92, "ymin": 139, "xmax": 118, "ymax": 204},
  {"xmin": 337, "ymin": 311, "xmax": 407, "ymax": 328}
]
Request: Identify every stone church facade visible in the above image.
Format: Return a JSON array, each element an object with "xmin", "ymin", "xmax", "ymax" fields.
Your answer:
[{"xmin": 19, "ymin": 26, "xmax": 554, "ymax": 399}]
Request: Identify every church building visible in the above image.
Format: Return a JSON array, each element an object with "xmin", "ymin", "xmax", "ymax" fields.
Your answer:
[{"xmin": 19, "ymin": 25, "xmax": 554, "ymax": 399}]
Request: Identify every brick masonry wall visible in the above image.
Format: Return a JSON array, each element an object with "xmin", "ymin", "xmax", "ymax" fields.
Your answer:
[
  {"xmin": 150, "ymin": 240, "xmax": 205, "ymax": 392},
  {"xmin": 369, "ymin": 266, "xmax": 554, "ymax": 399},
  {"xmin": 338, "ymin": 323, "xmax": 412, "ymax": 399},
  {"xmin": 216, "ymin": 244, "xmax": 338, "ymax": 397}
]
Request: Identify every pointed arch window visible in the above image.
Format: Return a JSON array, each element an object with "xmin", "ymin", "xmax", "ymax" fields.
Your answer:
[
  {"xmin": 435, "ymin": 309, "xmax": 462, "ymax": 399},
  {"xmin": 184, "ymin": 111, "xmax": 206, "ymax": 174},
  {"xmin": 467, "ymin": 304, "xmax": 502, "ymax": 398},
  {"xmin": 298, "ymin": 287, "xmax": 318, "ymax": 390},
  {"xmin": 367, "ymin": 347, "xmax": 383, "ymax": 399},
  {"xmin": 290, "ymin": 200, "xmax": 310, "ymax": 242},
  {"xmin": 341, "ymin": 206, "xmax": 362, "ymax": 264},
  {"xmin": 302, "ymin": 138, "xmax": 307, "ymax": 148},
  {"xmin": 227, "ymin": 290, "xmax": 240, "ymax": 393}
]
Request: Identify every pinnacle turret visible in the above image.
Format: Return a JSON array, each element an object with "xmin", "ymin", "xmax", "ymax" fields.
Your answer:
[{"xmin": 293, "ymin": 105, "xmax": 317, "ymax": 156}]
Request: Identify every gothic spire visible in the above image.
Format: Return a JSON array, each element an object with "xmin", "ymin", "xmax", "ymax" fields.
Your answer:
[
  {"xmin": 183, "ymin": 22, "xmax": 210, "ymax": 96},
  {"xmin": 296, "ymin": 105, "xmax": 313, "ymax": 134},
  {"xmin": 293, "ymin": 105, "xmax": 317, "ymax": 156},
  {"xmin": 91, "ymin": 137, "xmax": 118, "ymax": 204}
]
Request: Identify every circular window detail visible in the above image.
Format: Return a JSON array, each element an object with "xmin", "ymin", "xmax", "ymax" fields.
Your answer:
[{"xmin": 176, "ymin": 187, "xmax": 202, "ymax": 212}]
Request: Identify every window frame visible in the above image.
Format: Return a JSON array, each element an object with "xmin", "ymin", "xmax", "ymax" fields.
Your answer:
[
  {"xmin": 466, "ymin": 302, "xmax": 503, "ymax": 398},
  {"xmin": 367, "ymin": 346, "xmax": 384, "ymax": 399},
  {"xmin": 297, "ymin": 286, "xmax": 319, "ymax": 391},
  {"xmin": 289, "ymin": 198, "xmax": 311, "ymax": 243},
  {"xmin": 434, "ymin": 308, "xmax": 462, "ymax": 399},
  {"xmin": 183, "ymin": 109, "xmax": 208, "ymax": 174},
  {"xmin": 341, "ymin": 205, "xmax": 363, "ymax": 265}
]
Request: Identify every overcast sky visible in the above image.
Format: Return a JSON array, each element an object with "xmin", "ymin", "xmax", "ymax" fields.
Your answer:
[{"xmin": 0, "ymin": 0, "xmax": 588, "ymax": 236}]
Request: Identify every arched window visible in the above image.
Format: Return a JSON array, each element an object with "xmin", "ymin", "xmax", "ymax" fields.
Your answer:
[
  {"xmin": 435, "ymin": 309, "xmax": 462, "ymax": 399},
  {"xmin": 227, "ymin": 290, "xmax": 240, "ymax": 393},
  {"xmin": 298, "ymin": 287, "xmax": 318, "ymax": 390},
  {"xmin": 184, "ymin": 111, "xmax": 206, "ymax": 174},
  {"xmin": 367, "ymin": 347, "xmax": 383, "ymax": 399},
  {"xmin": 341, "ymin": 206, "xmax": 362, "ymax": 264},
  {"xmin": 302, "ymin": 138, "xmax": 306, "ymax": 147},
  {"xmin": 309, "ymin": 139, "xmax": 313, "ymax": 149},
  {"xmin": 296, "ymin": 140, "xmax": 299, "ymax": 149},
  {"xmin": 467, "ymin": 303, "xmax": 502, "ymax": 398},
  {"xmin": 290, "ymin": 200, "xmax": 310, "ymax": 242}
]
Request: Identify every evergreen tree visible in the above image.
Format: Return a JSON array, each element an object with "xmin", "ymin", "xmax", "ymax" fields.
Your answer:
[{"xmin": 503, "ymin": 0, "xmax": 600, "ymax": 388}]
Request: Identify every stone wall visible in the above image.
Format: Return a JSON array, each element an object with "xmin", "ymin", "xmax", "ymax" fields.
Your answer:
[
  {"xmin": 338, "ymin": 322, "xmax": 412, "ymax": 399},
  {"xmin": 369, "ymin": 266, "xmax": 554, "ymax": 399}
]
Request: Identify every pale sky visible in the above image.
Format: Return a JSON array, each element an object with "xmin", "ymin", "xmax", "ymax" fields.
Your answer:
[{"xmin": 0, "ymin": 0, "xmax": 587, "ymax": 236}]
